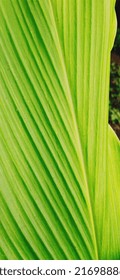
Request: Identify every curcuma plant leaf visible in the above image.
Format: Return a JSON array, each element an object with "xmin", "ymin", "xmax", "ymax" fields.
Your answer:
[{"xmin": 0, "ymin": 0, "xmax": 120, "ymax": 260}]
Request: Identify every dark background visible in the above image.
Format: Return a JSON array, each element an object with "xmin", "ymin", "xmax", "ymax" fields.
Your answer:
[
  {"xmin": 116, "ymin": 0, "xmax": 120, "ymax": 28},
  {"xmin": 109, "ymin": 0, "xmax": 120, "ymax": 138}
]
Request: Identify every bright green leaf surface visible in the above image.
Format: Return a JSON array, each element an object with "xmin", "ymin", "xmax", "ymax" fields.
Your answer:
[{"xmin": 0, "ymin": 0, "xmax": 120, "ymax": 260}]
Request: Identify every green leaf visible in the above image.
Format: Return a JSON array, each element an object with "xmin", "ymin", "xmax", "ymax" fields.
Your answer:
[{"xmin": 0, "ymin": 0, "xmax": 120, "ymax": 260}]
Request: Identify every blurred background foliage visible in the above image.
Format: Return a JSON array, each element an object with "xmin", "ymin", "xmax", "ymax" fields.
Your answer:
[{"xmin": 109, "ymin": 0, "xmax": 120, "ymax": 138}]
